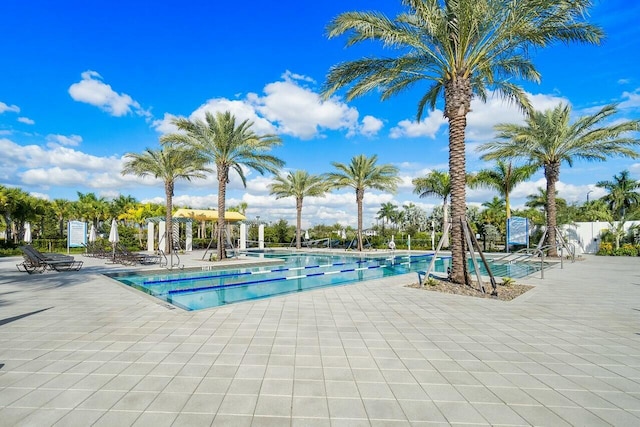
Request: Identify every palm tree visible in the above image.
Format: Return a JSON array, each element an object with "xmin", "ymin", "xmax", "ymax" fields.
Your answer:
[
  {"xmin": 413, "ymin": 170, "xmax": 451, "ymax": 247},
  {"xmin": 121, "ymin": 146, "xmax": 209, "ymax": 253},
  {"xmin": 51, "ymin": 198, "xmax": 73, "ymax": 237},
  {"xmin": 469, "ymin": 161, "xmax": 537, "ymax": 219},
  {"xmin": 269, "ymin": 170, "xmax": 327, "ymax": 249},
  {"xmin": 480, "ymin": 104, "xmax": 639, "ymax": 256},
  {"xmin": 596, "ymin": 170, "xmax": 640, "ymax": 220},
  {"xmin": 75, "ymin": 192, "xmax": 110, "ymax": 229},
  {"xmin": 377, "ymin": 202, "xmax": 398, "ymax": 234},
  {"xmin": 322, "ymin": 0, "xmax": 602, "ymax": 284},
  {"xmin": 326, "ymin": 154, "xmax": 400, "ymax": 251},
  {"xmin": 163, "ymin": 111, "xmax": 284, "ymax": 260}
]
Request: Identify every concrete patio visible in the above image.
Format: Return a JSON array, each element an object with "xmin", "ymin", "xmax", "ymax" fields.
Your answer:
[{"xmin": 0, "ymin": 251, "xmax": 639, "ymax": 426}]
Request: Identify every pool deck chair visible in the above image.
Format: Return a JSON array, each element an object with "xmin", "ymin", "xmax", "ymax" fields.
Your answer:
[{"xmin": 17, "ymin": 245, "xmax": 83, "ymax": 273}]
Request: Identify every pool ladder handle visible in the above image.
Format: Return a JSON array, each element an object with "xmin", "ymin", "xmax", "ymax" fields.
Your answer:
[
  {"xmin": 157, "ymin": 248, "xmax": 183, "ymax": 270},
  {"xmin": 488, "ymin": 242, "xmax": 574, "ymax": 279}
]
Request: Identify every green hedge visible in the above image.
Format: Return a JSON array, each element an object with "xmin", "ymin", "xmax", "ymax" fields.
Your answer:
[{"xmin": 597, "ymin": 242, "xmax": 640, "ymax": 256}]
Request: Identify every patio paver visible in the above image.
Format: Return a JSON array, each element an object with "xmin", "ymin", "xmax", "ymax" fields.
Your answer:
[{"xmin": 1, "ymin": 251, "xmax": 639, "ymax": 425}]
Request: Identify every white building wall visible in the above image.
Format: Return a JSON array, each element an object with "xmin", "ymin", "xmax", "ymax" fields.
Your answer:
[{"xmin": 561, "ymin": 221, "xmax": 640, "ymax": 254}]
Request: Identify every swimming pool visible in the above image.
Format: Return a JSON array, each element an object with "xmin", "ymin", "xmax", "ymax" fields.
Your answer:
[{"xmin": 111, "ymin": 251, "xmax": 542, "ymax": 310}]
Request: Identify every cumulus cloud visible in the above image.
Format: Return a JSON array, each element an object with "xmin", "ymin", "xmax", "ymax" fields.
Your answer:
[
  {"xmin": 0, "ymin": 137, "xmax": 136, "ymax": 191},
  {"xmin": 466, "ymin": 92, "xmax": 569, "ymax": 142},
  {"xmin": 21, "ymin": 167, "xmax": 89, "ymax": 188},
  {"xmin": 46, "ymin": 134, "xmax": 83, "ymax": 147},
  {"xmin": 68, "ymin": 70, "xmax": 150, "ymax": 118},
  {"xmin": 249, "ymin": 71, "xmax": 360, "ymax": 139},
  {"xmin": 389, "ymin": 110, "xmax": 446, "ymax": 139},
  {"xmin": 17, "ymin": 117, "xmax": 35, "ymax": 125},
  {"xmin": 151, "ymin": 113, "xmax": 180, "ymax": 134},
  {"xmin": 359, "ymin": 115, "xmax": 384, "ymax": 137},
  {"xmin": 153, "ymin": 71, "xmax": 369, "ymax": 139},
  {"xmin": 619, "ymin": 88, "xmax": 640, "ymax": 110},
  {"xmin": 0, "ymin": 101, "xmax": 20, "ymax": 114}
]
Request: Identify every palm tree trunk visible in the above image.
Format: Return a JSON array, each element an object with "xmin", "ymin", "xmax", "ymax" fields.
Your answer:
[
  {"xmin": 296, "ymin": 197, "xmax": 302, "ymax": 249},
  {"xmin": 445, "ymin": 77, "xmax": 472, "ymax": 285},
  {"xmin": 442, "ymin": 198, "xmax": 450, "ymax": 248},
  {"xmin": 356, "ymin": 188, "xmax": 364, "ymax": 251},
  {"xmin": 545, "ymin": 163, "xmax": 559, "ymax": 257},
  {"xmin": 505, "ymin": 191, "xmax": 511, "ymax": 219},
  {"xmin": 217, "ymin": 171, "xmax": 228, "ymax": 260},
  {"xmin": 165, "ymin": 181, "xmax": 173, "ymax": 254}
]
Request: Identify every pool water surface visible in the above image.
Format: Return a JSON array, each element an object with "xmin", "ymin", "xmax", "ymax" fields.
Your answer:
[{"xmin": 111, "ymin": 251, "xmax": 541, "ymax": 310}]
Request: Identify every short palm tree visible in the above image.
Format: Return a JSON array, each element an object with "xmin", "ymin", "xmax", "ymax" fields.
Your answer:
[
  {"xmin": 162, "ymin": 111, "xmax": 284, "ymax": 260},
  {"xmin": 480, "ymin": 104, "xmax": 640, "ymax": 256},
  {"xmin": 269, "ymin": 170, "xmax": 327, "ymax": 249},
  {"xmin": 323, "ymin": 0, "xmax": 602, "ymax": 284},
  {"xmin": 326, "ymin": 154, "xmax": 401, "ymax": 251},
  {"xmin": 413, "ymin": 170, "xmax": 451, "ymax": 247},
  {"xmin": 596, "ymin": 170, "xmax": 640, "ymax": 220},
  {"xmin": 469, "ymin": 161, "xmax": 537, "ymax": 219},
  {"xmin": 377, "ymin": 202, "xmax": 398, "ymax": 234},
  {"xmin": 121, "ymin": 146, "xmax": 209, "ymax": 253}
]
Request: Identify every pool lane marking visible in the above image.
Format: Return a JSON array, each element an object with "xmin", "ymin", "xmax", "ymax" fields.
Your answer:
[
  {"xmin": 144, "ymin": 258, "xmax": 382, "ymax": 285},
  {"xmin": 166, "ymin": 257, "xmax": 427, "ymax": 296},
  {"xmin": 169, "ymin": 257, "xmax": 446, "ymax": 296}
]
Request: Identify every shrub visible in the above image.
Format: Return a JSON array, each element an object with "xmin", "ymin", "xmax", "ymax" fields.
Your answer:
[
  {"xmin": 501, "ymin": 277, "xmax": 516, "ymax": 287},
  {"xmin": 596, "ymin": 242, "xmax": 613, "ymax": 256},
  {"xmin": 426, "ymin": 276, "xmax": 439, "ymax": 286},
  {"xmin": 614, "ymin": 244, "xmax": 638, "ymax": 257}
]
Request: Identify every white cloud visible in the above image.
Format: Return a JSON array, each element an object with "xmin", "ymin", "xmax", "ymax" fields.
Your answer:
[
  {"xmin": 29, "ymin": 192, "xmax": 50, "ymax": 200},
  {"xmin": 249, "ymin": 71, "xmax": 360, "ymax": 139},
  {"xmin": 466, "ymin": 92, "xmax": 569, "ymax": 142},
  {"xmin": 619, "ymin": 89, "xmax": 640, "ymax": 110},
  {"xmin": 153, "ymin": 71, "xmax": 376, "ymax": 140},
  {"xmin": 389, "ymin": 110, "xmax": 446, "ymax": 139},
  {"xmin": 68, "ymin": 70, "xmax": 150, "ymax": 118},
  {"xmin": 360, "ymin": 115, "xmax": 384, "ymax": 137},
  {"xmin": 47, "ymin": 134, "xmax": 82, "ymax": 147},
  {"xmin": 0, "ymin": 101, "xmax": 20, "ymax": 114},
  {"xmin": 151, "ymin": 113, "xmax": 180, "ymax": 134},
  {"xmin": 20, "ymin": 167, "xmax": 89, "ymax": 188},
  {"xmin": 17, "ymin": 117, "xmax": 35, "ymax": 125}
]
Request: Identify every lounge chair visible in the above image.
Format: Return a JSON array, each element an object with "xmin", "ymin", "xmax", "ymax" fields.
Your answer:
[
  {"xmin": 17, "ymin": 246, "xmax": 83, "ymax": 273},
  {"xmin": 115, "ymin": 244, "xmax": 160, "ymax": 265}
]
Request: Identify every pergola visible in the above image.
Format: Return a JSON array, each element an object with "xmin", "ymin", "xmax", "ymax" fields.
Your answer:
[{"xmin": 145, "ymin": 209, "xmax": 246, "ymax": 252}]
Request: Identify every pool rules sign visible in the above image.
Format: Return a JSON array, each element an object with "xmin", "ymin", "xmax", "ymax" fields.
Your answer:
[
  {"xmin": 507, "ymin": 216, "xmax": 529, "ymax": 246},
  {"xmin": 67, "ymin": 220, "xmax": 87, "ymax": 250}
]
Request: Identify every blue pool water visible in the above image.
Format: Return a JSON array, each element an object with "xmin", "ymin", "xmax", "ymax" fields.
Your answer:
[{"xmin": 111, "ymin": 252, "xmax": 542, "ymax": 311}]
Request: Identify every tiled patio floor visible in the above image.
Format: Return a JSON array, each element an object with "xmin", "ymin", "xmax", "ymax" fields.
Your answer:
[{"xmin": 1, "ymin": 251, "xmax": 639, "ymax": 426}]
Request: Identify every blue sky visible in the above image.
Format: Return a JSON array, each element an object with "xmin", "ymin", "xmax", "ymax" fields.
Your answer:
[{"xmin": 2, "ymin": 0, "xmax": 639, "ymax": 229}]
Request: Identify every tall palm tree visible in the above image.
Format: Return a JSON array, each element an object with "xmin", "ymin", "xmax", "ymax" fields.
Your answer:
[
  {"xmin": 322, "ymin": 0, "xmax": 602, "ymax": 284},
  {"xmin": 596, "ymin": 170, "xmax": 640, "ymax": 220},
  {"xmin": 413, "ymin": 170, "xmax": 451, "ymax": 247},
  {"xmin": 269, "ymin": 170, "xmax": 327, "ymax": 249},
  {"xmin": 469, "ymin": 161, "xmax": 537, "ymax": 219},
  {"xmin": 326, "ymin": 154, "xmax": 400, "ymax": 251},
  {"xmin": 121, "ymin": 146, "xmax": 209, "ymax": 253},
  {"xmin": 163, "ymin": 111, "xmax": 284, "ymax": 260},
  {"xmin": 480, "ymin": 104, "xmax": 639, "ymax": 256}
]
